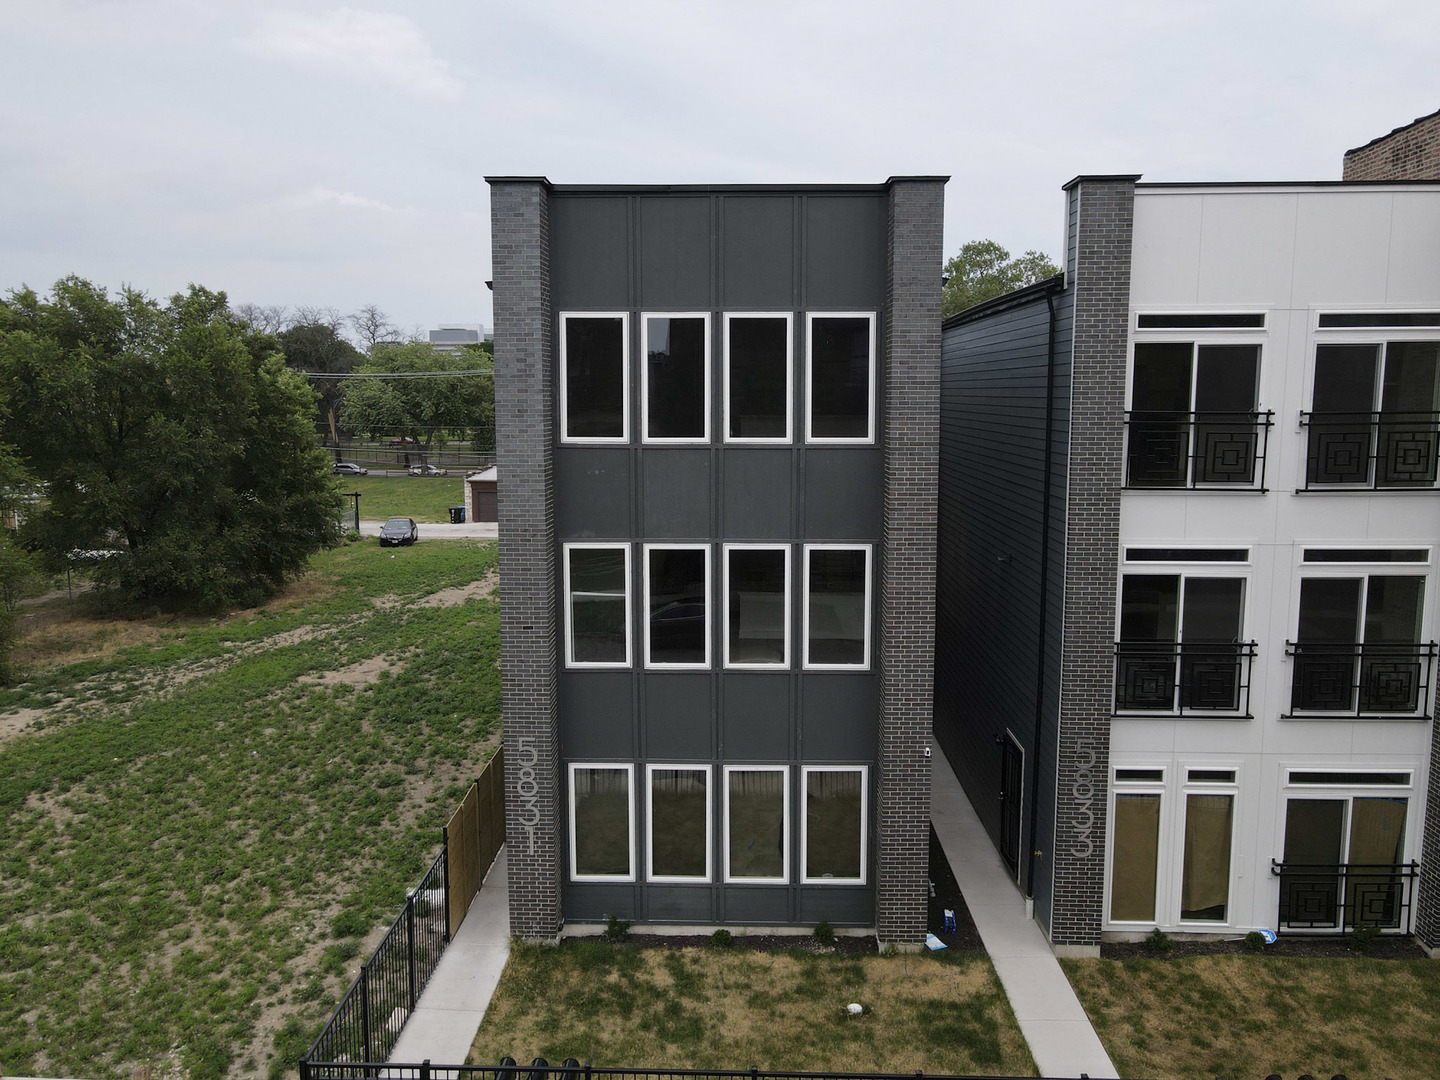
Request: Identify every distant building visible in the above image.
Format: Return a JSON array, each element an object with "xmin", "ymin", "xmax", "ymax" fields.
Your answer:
[
  {"xmin": 429, "ymin": 324, "xmax": 487, "ymax": 353},
  {"xmin": 1344, "ymin": 107, "xmax": 1440, "ymax": 180}
]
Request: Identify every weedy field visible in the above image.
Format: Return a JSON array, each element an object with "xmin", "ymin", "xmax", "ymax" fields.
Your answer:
[{"xmin": 0, "ymin": 539, "xmax": 500, "ymax": 1080}]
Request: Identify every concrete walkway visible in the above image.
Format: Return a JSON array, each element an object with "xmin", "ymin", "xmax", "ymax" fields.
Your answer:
[
  {"xmin": 390, "ymin": 849, "xmax": 510, "ymax": 1065},
  {"xmin": 931, "ymin": 755, "xmax": 1119, "ymax": 1080}
]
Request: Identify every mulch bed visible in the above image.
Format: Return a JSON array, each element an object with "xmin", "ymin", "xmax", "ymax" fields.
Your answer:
[
  {"xmin": 1102, "ymin": 933, "xmax": 1429, "ymax": 961},
  {"xmin": 595, "ymin": 826, "xmax": 986, "ymax": 957}
]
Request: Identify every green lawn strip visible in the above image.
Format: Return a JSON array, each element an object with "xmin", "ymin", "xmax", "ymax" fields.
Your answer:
[
  {"xmin": 470, "ymin": 941, "xmax": 1037, "ymax": 1076},
  {"xmin": 0, "ymin": 540, "xmax": 499, "ymax": 1080},
  {"xmin": 1062, "ymin": 953, "xmax": 1440, "ymax": 1080},
  {"xmin": 340, "ymin": 475, "xmax": 470, "ymax": 524}
]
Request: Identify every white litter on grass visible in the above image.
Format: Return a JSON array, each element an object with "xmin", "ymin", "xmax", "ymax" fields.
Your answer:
[
  {"xmin": 925, "ymin": 933, "xmax": 947, "ymax": 951},
  {"xmin": 846, "ymin": 1003, "xmax": 863, "ymax": 1015}
]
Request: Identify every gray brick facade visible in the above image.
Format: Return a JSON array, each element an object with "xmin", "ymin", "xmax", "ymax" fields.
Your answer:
[
  {"xmin": 1049, "ymin": 176, "xmax": 1137, "ymax": 952},
  {"xmin": 488, "ymin": 178, "xmax": 563, "ymax": 940},
  {"xmin": 1343, "ymin": 108, "xmax": 1440, "ymax": 181},
  {"xmin": 876, "ymin": 178, "xmax": 946, "ymax": 947}
]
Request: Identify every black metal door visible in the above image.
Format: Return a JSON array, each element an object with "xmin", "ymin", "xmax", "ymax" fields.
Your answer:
[{"xmin": 999, "ymin": 736, "xmax": 1023, "ymax": 878}]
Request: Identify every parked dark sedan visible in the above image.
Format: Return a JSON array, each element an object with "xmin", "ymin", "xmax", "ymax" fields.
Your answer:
[
  {"xmin": 333, "ymin": 462, "xmax": 368, "ymax": 476},
  {"xmin": 379, "ymin": 517, "xmax": 419, "ymax": 546}
]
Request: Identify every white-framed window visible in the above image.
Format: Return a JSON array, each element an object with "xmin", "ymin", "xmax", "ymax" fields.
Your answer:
[
  {"xmin": 1177, "ymin": 769, "xmax": 1237, "ymax": 924},
  {"xmin": 1277, "ymin": 768, "xmax": 1416, "ymax": 931},
  {"xmin": 643, "ymin": 544, "xmax": 710, "ymax": 669},
  {"xmin": 641, "ymin": 312, "xmax": 710, "ymax": 443},
  {"xmin": 568, "ymin": 763, "xmax": 635, "ymax": 882},
  {"xmin": 723, "ymin": 764, "xmax": 789, "ymax": 883},
  {"xmin": 1288, "ymin": 552, "xmax": 1433, "ymax": 718},
  {"xmin": 805, "ymin": 312, "xmax": 875, "ymax": 443},
  {"xmin": 560, "ymin": 312, "xmax": 629, "ymax": 443},
  {"xmin": 802, "ymin": 544, "xmax": 871, "ymax": 669},
  {"xmin": 563, "ymin": 543, "xmax": 631, "ymax": 668},
  {"xmin": 1114, "ymin": 557, "xmax": 1253, "ymax": 716},
  {"xmin": 801, "ymin": 765, "xmax": 867, "ymax": 884},
  {"xmin": 723, "ymin": 543, "xmax": 790, "ymax": 668},
  {"xmin": 646, "ymin": 764, "xmax": 711, "ymax": 883},
  {"xmin": 724, "ymin": 312, "xmax": 792, "ymax": 443},
  {"xmin": 1107, "ymin": 767, "xmax": 1165, "ymax": 924}
]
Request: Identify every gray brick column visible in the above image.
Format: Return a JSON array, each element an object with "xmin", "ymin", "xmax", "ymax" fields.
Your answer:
[
  {"xmin": 1050, "ymin": 176, "xmax": 1137, "ymax": 954},
  {"xmin": 1417, "ymin": 715, "xmax": 1440, "ymax": 951},
  {"xmin": 487, "ymin": 177, "xmax": 562, "ymax": 939},
  {"xmin": 877, "ymin": 177, "xmax": 946, "ymax": 948}
]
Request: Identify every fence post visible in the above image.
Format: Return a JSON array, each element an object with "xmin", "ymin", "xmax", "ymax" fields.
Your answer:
[
  {"xmin": 421, "ymin": 1060, "xmax": 432, "ymax": 1080},
  {"xmin": 360, "ymin": 963, "xmax": 372, "ymax": 1065},
  {"xmin": 299, "ymin": 1060, "xmax": 310, "ymax": 1080},
  {"xmin": 442, "ymin": 824, "xmax": 452, "ymax": 943},
  {"xmin": 406, "ymin": 892, "xmax": 418, "ymax": 1011}
]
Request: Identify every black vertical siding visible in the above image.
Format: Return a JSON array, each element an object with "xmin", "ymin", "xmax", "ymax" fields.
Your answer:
[{"xmin": 935, "ymin": 284, "xmax": 1071, "ymax": 927}]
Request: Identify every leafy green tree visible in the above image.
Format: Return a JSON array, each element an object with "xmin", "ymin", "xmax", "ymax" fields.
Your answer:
[
  {"xmin": 277, "ymin": 314, "xmax": 363, "ymax": 443},
  {"xmin": 0, "ymin": 445, "xmax": 42, "ymax": 683},
  {"xmin": 0, "ymin": 277, "xmax": 344, "ymax": 609},
  {"xmin": 339, "ymin": 341, "xmax": 494, "ymax": 458},
  {"xmin": 942, "ymin": 240, "xmax": 1061, "ymax": 317}
]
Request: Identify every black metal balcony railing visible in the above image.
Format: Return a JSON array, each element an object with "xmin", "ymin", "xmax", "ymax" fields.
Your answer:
[
  {"xmin": 1285, "ymin": 640, "xmax": 1438, "ymax": 717},
  {"xmin": 1271, "ymin": 858, "xmax": 1420, "ymax": 933},
  {"xmin": 1114, "ymin": 641, "xmax": 1258, "ymax": 716},
  {"xmin": 1300, "ymin": 410, "xmax": 1440, "ymax": 490},
  {"xmin": 1124, "ymin": 411, "xmax": 1274, "ymax": 490}
]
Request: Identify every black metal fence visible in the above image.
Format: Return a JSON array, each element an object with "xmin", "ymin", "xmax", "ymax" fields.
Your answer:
[
  {"xmin": 1124, "ymin": 410, "xmax": 1274, "ymax": 490},
  {"xmin": 1300, "ymin": 410, "xmax": 1440, "ymax": 489},
  {"xmin": 304, "ymin": 848, "xmax": 451, "ymax": 1066},
  {"xmin": 1272, "ymin": 858, "xmax": 1421, "ymax": 933},
  {"xmin": 299, "ymin": 1060, "xmax": 1112, "ymax": 1080},
  {"xmin": 1284, "ymin": 641, "xmax": 1438, "ymax": 717},
  {"xmin": 1114, "ymin": 640, "xmax": 1258, "ymax": 716}
]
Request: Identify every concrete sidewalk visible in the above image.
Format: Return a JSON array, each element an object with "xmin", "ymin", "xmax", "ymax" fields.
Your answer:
[
  {"xmin": 931, "ymin": 755, "xmax": 1119, "ymax": 1080},
  {"xmin": 390, "ymin": 849, "xmax": 510, "ymax": 1065}
]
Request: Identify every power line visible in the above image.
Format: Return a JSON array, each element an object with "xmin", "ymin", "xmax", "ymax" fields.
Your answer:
[{"xmin": 299, "ymin": 369, "xmax": 493, "ymax": 380}]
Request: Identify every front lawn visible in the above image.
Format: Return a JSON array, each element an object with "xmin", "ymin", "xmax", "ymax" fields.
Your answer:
[
  {"xmin": 470, "ymin": 941, "xmax": 1036, "ymax": 1076},
  {"xmin": 0, "ymin": 539, "xmax": 500, "ymax": 1080},
  {"xmin": 1062, "ymin": 953, "xmax": 1440, "ymax": 1080}
]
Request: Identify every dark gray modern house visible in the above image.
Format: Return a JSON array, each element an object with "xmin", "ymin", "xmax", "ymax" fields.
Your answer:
[
  {"xmin": 938, "ymin": 174, "xmax": 1440, "ymax": 956},
  {"xmin": 488, "ymin": 176, "xmax": 946, "ymax": 946}
]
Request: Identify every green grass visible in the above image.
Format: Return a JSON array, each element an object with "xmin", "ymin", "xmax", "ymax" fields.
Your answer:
[
  {"xmin": 338, "ymin": 474, "xmax": 469, "ymax": 523},
  {"xmin": 470, "ymin": 941, "xmax": 1036, "ymax": 1075},
  {"xmin": 1062, "ymin": 953, "xmax": 1440, "ymax": 1080},
  {"xmin": 0, "ymin": 539, "xmax": 500, "ymax": 1080}
]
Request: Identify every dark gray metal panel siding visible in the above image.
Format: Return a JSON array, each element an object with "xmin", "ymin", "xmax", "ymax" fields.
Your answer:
[
  {"xmin": 548, "ymin": 186, "xmax": 901, "ymax": 928},
  {"xmin": 936, "ymin": 287, "xmax": 1071, "ymax": 935}
]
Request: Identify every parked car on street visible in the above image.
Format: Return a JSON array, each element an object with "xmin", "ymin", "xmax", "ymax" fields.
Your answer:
[
  {"xmin": 407, "ymin": 464, "xmax": 448, "ymax": 477},
  {"xmin": 379, "ymin": 517, "xmax": 419, "ymax": 546},
  {"xmin": 333, "ymin": 462, "xmax": 369, "ymax": 476}
]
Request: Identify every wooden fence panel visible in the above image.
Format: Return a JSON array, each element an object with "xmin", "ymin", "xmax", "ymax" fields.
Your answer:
[{"xmin": 446, "ymin": 748, "xmax": 505, "ymax": 935}]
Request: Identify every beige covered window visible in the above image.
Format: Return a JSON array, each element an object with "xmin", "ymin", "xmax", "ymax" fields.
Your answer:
[
  {"xmin": 1179, "ymin": 793, "xmax": 1234, "ymax": 921},
  {"xmin": 1110, "ymin": 793, "xmax": 1160, "ymax": 921}
]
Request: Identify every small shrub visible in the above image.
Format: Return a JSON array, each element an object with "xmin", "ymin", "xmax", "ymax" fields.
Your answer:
[
  {"xmin": 1350, "ymin": 923, "xmax": 1381, "ymax": 954},
  {"xmin": 813, "ymin": 919, "xmax": 836, "ymax": 947},
  {"xmin": 709, "ymin": 928, "xmax": 733, "ymax": 948},
  {"xmin": 1243, "ymin": 930, "xmax": 1267, "ymax": 953},
  {"xmin": 345, "ymin": 531, "xmax": 362, "ymax": 544},
  {"xmin": 603, "ymin": 914, "xmax": 631, "ymax": 942},
  {"xmin": 1142, "ymin": 928, "xmax": 1173, "ymax": 955},
  {"xmin": 881, "ymin": 943, "xmax": 898, "ymax": 957},
  {"xmin": 331, "ymin": 910, "xmax": 367, "ymax": 938}
]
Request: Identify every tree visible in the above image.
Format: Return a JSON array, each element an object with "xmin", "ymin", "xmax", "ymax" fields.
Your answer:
[
  {"xmin": 0, "ymin": 277, "xmax": 344, "ymax": 609},
  {"xmin": 0, "ymin": 444, "xmax": 41, "ymax": 684},
  {"xmin": 233, "ymin": 302, "xmax": 291, "ymax": 335},
  {"xmin": 278, "ymin": 315, "xmax": 363, "ymax": 445},
  {"xmin": 339, "ymin": 341, "xmax": 494, "ymax": 459},
  {"xmin": 941, "ymin": 240, "xmax": 1061, "ymax": 317},
  {"xmin": 348, "ymin": 304, "xmax": 400, "ymax": 353}
]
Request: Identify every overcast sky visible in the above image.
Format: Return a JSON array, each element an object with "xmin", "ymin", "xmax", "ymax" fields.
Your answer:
[{"xmin": 2, "ymin": 0, "xmax": 1436, "ymax": 336}]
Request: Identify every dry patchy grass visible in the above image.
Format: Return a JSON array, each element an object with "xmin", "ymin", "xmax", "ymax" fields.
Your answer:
[
  {"xmin": 1062, "ymin": 953, "xmax": 1440, "ymax": 1080},
  {"xmin": 471, "ymin": 942, "xmax": 1036, "ymax": 1076}
]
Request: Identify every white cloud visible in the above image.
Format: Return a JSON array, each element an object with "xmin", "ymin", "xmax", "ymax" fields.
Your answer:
[
  {"xmin": 287, "ymin": 185, "xmax": 414, "ymax": 214},
  {"xmin": 244, "ymin": 7, "xmax": 462, "ymax": 101}
]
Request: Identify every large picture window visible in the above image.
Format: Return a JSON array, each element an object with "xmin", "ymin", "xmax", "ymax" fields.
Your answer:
[
  {"xmin": 802, "ymin": 767, "xmax": 866, "ymax": 884},
  {"xmin": 806, "ymin": 313, "xmax": 875, "ymax": 442},
  {"xmin": 564, "ymin": 544, "xmax": 631, "ymax": 667},
  {"xmin": 724, "ymin": 765, "xmax": 788, "ymax": 883},
  {"xmin": 1179, "ymin": 790, "xmax": 1234, "ymax": 922},
  {"xmin": 647, "ymin": 765, "xmax": 711, "ymax": 882},
  {"xmin": 724, "ymin": 313, "xmax": 792, "ymax": 443},
  {"xmin": 560, "ymin": 313, "xmax": 628, "ymax": 443},
  {"xmin": 1110, "ymin": 790, "xmax": 1161, "ymax": 922},
  {"xmin": 642, "ymin": 313, "xmax": 709, "ymax": 443},
  {"xmin": 724, "ymin": 544, "xmax": 789, "ymax": 668},
  {"xmin": 569, "ymin": 764, "xmax": 634, "ymax": 882},
  {"xmin": 803, "ymin": 545, "xmax": 871, "ymax": 669},
  {"xmin": 644, "ymin": 544, "xmax": 709, "ymax": 668}
]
